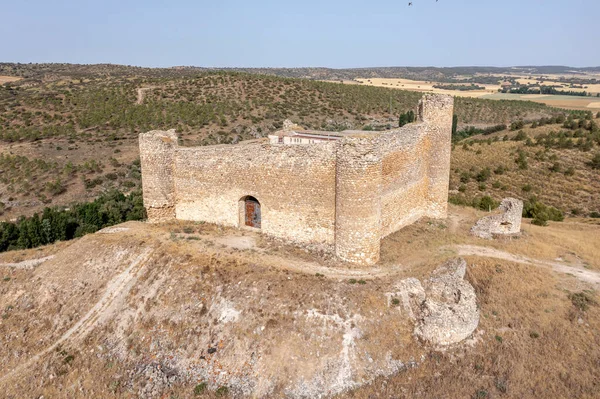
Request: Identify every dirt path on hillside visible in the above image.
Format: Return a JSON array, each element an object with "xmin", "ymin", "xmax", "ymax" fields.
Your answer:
[
  {"xmin": 209, "ymin": 233, "xmax": 600, "ymax": 283},
  {"xmin": 454, "ymin": 244, "xmax": 600, "ymax": 285},
  {"xmin": 0, "ymin": 248, "xmax": 153, "ymax": 385},
  {"xmin": 136, "ymin": 87, "xmax": 151, "ymax": 105},
  {"xmin": 206, "ymin": 234, "xmax": 408, "ymax": 280},
  {"xmin": 0, "ymin": 256, "xmax": 54, "ymax": 269}
]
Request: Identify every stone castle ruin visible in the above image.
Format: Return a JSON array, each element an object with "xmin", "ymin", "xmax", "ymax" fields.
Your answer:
[{"xmin": 139, "ymin": 94, "xmax": 454, "ymax": 265}]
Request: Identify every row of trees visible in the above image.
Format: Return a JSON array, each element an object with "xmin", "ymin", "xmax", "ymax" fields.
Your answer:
[
  {"xmin": 433, "ymin": 84, "xmax": 485, "ymax": 91},
  {"xmin": 452, "ymin": 123, "xmax": 507, "ymax": 141},
  {"xmin": 0, "ymin": 190, "xmax": 145, "ymax": 252},
  {"xmin": 502, "ymin": 85, "xmax": 593, "ymax": 97}
]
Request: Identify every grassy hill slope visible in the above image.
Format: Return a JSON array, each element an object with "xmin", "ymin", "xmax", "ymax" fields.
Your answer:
[{"xmin": 1, "ymin": 68, "xmax": 572, "ymax": 219}]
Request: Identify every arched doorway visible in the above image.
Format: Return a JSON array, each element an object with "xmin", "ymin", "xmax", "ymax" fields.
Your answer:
[{"xmin": 241, "ymin": 196, "xmax": 261, "ymax": 228}]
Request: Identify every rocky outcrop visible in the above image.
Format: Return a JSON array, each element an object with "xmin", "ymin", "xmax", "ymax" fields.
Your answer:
[
  {"xmin": 470, "ymin": 198, "xmax": 523, "ymax": 239},
  {"xmin": 389, "ymin": 258, "xmax": 479, "ymax": 347}
]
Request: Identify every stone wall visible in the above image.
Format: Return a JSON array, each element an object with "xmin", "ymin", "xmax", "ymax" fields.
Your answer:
[
  {"xmin": 378, "ymin": 94, "xmax": 454, "ymax": 238},
  {"xmin": 379, "ymin": 124, "xmax": 430, "ymax": 238},
  {"xmin": 173, "ymin": 142, "xmax": 338, "ymax": 247}
]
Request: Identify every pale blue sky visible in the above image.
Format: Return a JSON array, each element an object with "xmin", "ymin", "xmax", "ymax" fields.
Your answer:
[{"xmin": 2, "ymin": 0, "xmax": 598, "ymax": 68}]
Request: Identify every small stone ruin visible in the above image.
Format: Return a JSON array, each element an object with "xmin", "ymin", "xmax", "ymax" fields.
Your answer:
[{"xmin": 470, "ymin": 198, "xmax": 524, "ymax": 240}]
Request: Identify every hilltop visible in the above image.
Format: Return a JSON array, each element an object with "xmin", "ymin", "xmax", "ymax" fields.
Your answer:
[{"xmin": 1, "ymin": 205, "xmax": 599, "ymax": 398}]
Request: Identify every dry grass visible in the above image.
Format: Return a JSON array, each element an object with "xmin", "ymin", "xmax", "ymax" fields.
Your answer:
[{"xmin": 342, "ymin": 257, "xmax": 600, "ymax": 399}]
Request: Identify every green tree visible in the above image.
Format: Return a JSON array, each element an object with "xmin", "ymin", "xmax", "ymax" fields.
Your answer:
[{"xmin": 452, "ymin": 114, "xmax": 458, "ymax": 137}]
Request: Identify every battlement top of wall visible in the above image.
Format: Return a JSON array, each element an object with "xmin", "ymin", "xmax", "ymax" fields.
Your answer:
[{"xmin": 139, "ymin": 129, "xmax": 178, "ymax": 144}]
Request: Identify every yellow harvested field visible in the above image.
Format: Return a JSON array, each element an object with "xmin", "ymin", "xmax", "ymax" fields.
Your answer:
[
  {"xmin": 0, "ymin": 76, "xmax": 21, "ymax": 84},
  {"xmin": 533, "ymin": 97, "xmax": 600, "ymax": 110},
  {"xmin": 351, "ymin": 75, "xmax": 600, "ymax": 111},
  {"xmin": 354, "ymin": 78, "xmax": 498, "ymax": 98}
]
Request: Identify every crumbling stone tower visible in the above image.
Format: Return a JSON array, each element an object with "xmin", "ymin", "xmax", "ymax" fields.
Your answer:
[{"xmin": 140, "ymin": 94, "xmax": 454, "ymax": 266}]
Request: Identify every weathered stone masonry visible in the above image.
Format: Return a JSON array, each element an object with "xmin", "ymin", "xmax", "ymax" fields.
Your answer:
[{"xmin": 139, "ymin": 94, "xmax": 454, "ymax": 265}]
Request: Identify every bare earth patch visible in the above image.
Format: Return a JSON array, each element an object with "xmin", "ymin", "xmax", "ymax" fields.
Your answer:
[{"xmin": 0, "ymin": 76, "xmax": 21, "ymax": 84}]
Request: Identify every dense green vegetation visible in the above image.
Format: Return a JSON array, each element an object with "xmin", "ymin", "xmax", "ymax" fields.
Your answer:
[
  {"xmin": 523, "ymin": 196, "xmax": 564, "ymax": 226},
  {"xmin": 0, "ymin": 190, "xmax": 145, "ymax": 252}
]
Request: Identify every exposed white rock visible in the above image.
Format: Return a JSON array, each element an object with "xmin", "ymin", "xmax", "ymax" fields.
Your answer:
[{"xmin": 389, "ymin": 258, "xmax": 479, "ymax": 347}]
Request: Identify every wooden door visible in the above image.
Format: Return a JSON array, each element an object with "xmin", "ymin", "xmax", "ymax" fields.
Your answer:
[{"xmin": 245, "ymin": 198, "xmax": 261, "ymax": 228}]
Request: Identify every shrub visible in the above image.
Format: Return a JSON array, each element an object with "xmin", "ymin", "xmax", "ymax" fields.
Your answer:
[
  {"xmin": 523, "ymin": 197, "xmax": 564, "ymax": 226},
  {"xmin": 194, "ymin": 382, "xmax": 207, "ymax": 395},
  {"xmin": 569, "ymin": 292, "xmax": 597, "ymax": 311},
  {"xmin": 46, "ymin": 179, "xmax": 66, "ymax": 196},
  {"xmin": 216, "ymin": 386, "xmax": 229, "ymax": 397},
  {"xmin": 515, "ymin": 150, "xmax": 528, "ymax": 170},
  {"xmin": 513, "ymin": 130, "xmax": 528, "ymax": 141},
  {"xmin": 589, "ymin": 153, "xmax": 600, "ymax": 169},
  {"xmin": 510, "ymin": 120, "xmax": 524, "ymax": 131},
  {"xmin": 475, "ymin": 196, "xmax": 499, "ymax": 211},
  {"xmin": 522, "ymin": 184, "xmax": 533, "ymax": 193},
  {"xmin": 476, "ymin": 167, "xmax": 491, "ymax": 182},
  {"xmin": 532, "ymin": 213, "xmax": 548, "ymax": 226},
  {"xmin": 449, "ymin": 195, "xmax": 470, "ymax": 207},
  {"xmin": 564, "ymin": 167, "xmax": 575, "ymax": 176}
]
